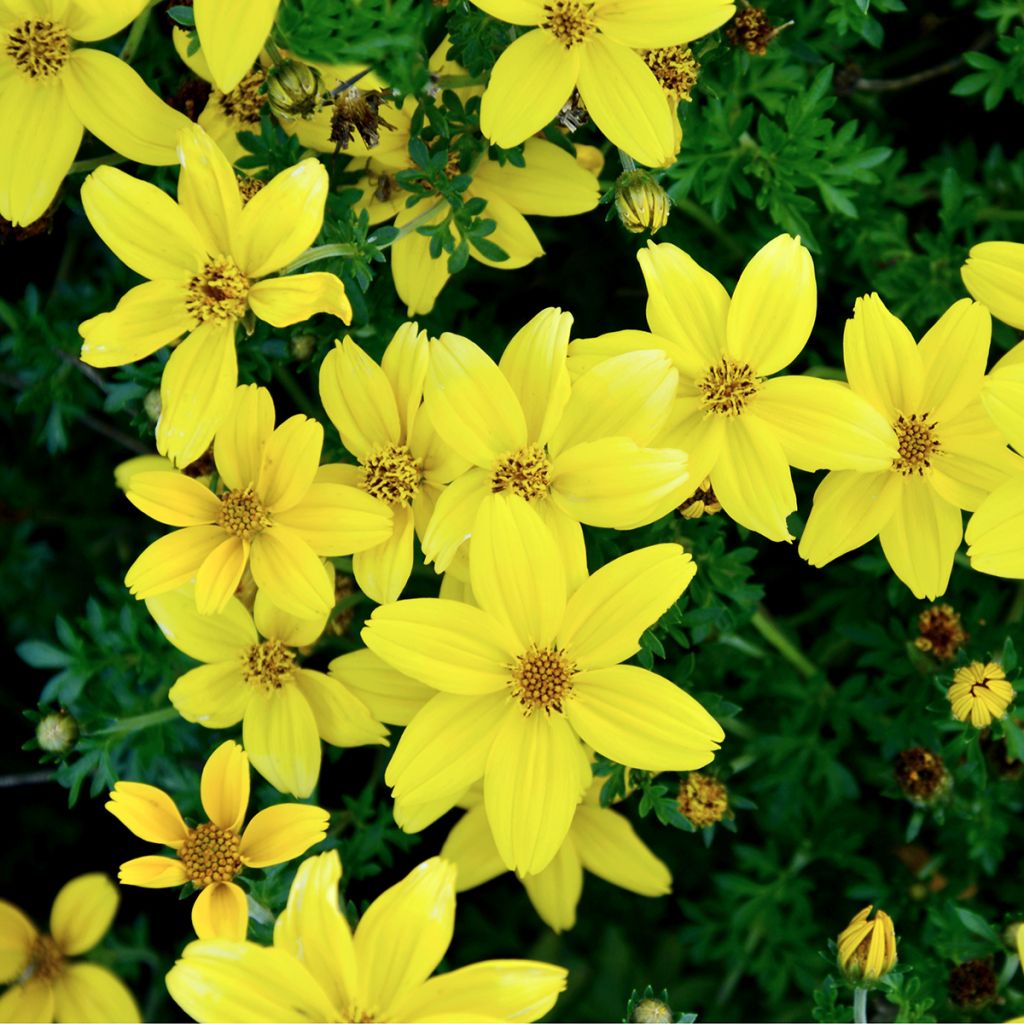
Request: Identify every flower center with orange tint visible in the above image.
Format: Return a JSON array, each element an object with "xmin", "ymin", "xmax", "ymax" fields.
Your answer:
[
  {"xmin": 236, "ymin": 175, "xmax": 265, "ymax": 204},
  {"xmin": 178, "ymin": 823, "xmax": 243, "ymax": 886},
  {"xmin": 362, "ymin": 444, "xmax": 424, "ymax": 507},
  {"xmin": 241, "ymin": 639, "xmax": 297, "ymax": 691},
  {"xmin": 642, "ymin": 45, "xmax": 701, "ymax": 102},
  {"xmin": 186, "ymin": 258, "xmax": 250, "ymax": 323},
  {"xmin": 492, "ymin": 444, "xmax": 551, "ymax": 500},
  {"xmin": 543, "ymin": 0, "xmax": 596, "ymax": 48},
  {"xmin": 7, "ymin": 20, "xmax": 70, "ymax": 78},
  {"xmin": 24, "ymin": 935, "xmax": 64, "ymax": 984},
  {"xmin": 892, "ymin": 413, "xmax": 939, "ymax": 475},
  {"xmin": 219, "ymin": 68, "xmax": 267, "ymax": 127},
  {"xmin": 511, "ymin": 646, "xmax": 576, "ymax": 714},
  {"xmin": 218, "ymin": 487, "xmax": 271, "ymax": 540},
  {"xmin": 698, "ymin": 358, "xmax": 760, "ymax": 415}
]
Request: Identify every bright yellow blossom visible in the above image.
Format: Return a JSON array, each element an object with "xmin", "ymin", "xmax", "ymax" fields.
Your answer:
[
  {"xmin": 423, "ymin": 307, "xmax": 690, "ymax": 586},
  {"xmin": 961, "ymin": 241, "xmax": 1024, "ymax": 330},
  {"xmin": 124, "ymin": 384, "xmax": 393, "ymax": 619},
  {"xmin": 107, "ymin": 740, "xmax": 328, "ymax": 941},
  {"xmin": 837, "ymin": 906, "xmax": 897, "ymax": 983},
  {"xmin": 441, "ymin": 778, "xmax": 670, "ymax": 933},
  {"xmin": 947, "ymin": 661, "xmax": 1014, "ymax": 728},
  {"xmin": 78, "ymin": 124, "xmax": 351, "ymax": 467},
  {"xmin": 363, "ymin": 495, "xmax": 723, "ymax": 876},
  {"xmin": 800, "ymin": 296, "xmax": 1022, "ymax": 599},
  {"xmin": 188, "ymin": 0, "xmax": 280, "ymax": 95},
  {"xmin": 0, "ymin": 874, "xmax": 138, "ymax": 1023},
  {"xmin": 318, "ymin": 323, "xmax": 468, "ymax": 603},
  {"xmin": 471, "ymin": 0, "xmax": 734, "ymax": 166},
  {"xmin": 0, "ymin": 0, "xmax": 191, "ymax": 226},
  {"xmin": 166, "ymin": 851, "xmax": 567, "ymax": 1023},
  {"xmin": 146, "ymin": 585, "xmax": 387, "ymax": 797}
]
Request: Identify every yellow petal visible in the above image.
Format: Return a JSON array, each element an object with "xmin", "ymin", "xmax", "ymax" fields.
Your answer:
[
  {"xmin": 439, "ymin": 805, "xmax": 507, "ymax": 891},
  {"xmin": 67, "ymin": 0, "xmax": 149, "ymax": 42},
  {"xmin": 521, "ymin": 840, "xmax": 582, "ymax": 933},
  {"xmin": 235, "ymin": 158, "xmax": 328, "ymax": 278},
  {"xmin": 480, "ymin": 29, "xmax": 578, "ymax": 149},
  {"xmin": 918, "ymin": 298, "xmax": 990, "ymax": 422},
  {"xmin": 535, "ymin": 498, "xmax": 589, "ymax": 594},
  {"xmin": 65, "ymin": 48, "xmax": 190, "ymax": 165},
  {"xmin": 0, "ymin": 900, "xmax": 35, "ymax": 985},
  {"xmin": 177, "ymin": 122, "xmax": 242, "ymax": 256},
  {"xmin": 239, "ymin": 803, "xmax": 329, "ymax": 868},
  {"xmin": 215, "ymin": 384, "xmax": 276, "ymax": 491},
  {"xmin": 0, "ymin": 980, "xmax": 53, "ymax": 1024},
  {"xmin": 248, "ymin": 273, "xmax": 352, "ymax": 327},
  {"xmin": 125, "ymin": 525, "xmax": 226, "ymax": 599},
  {"xmin": 80, "ymin": 165, "xmax": 204, "ymax": 281},
  {"xmin": 961, "ymin": 240, "xmax": 1024, "ymax": 330},
  {"xmin": 878, "ymin": 478, "xmax": 962, "ymax": 599},
  {"xmin": 567, "ymin": 665, "xmax": 723, "ymax": 771},
  {"xmin": 169, "ymin": 663, "xmax": 251, "ymax": 728},
  {"xmin": 420, "ymin": 469, "xmax": 490, "ymax": 572},
  {"xmin": 484, "ymin": 708, "xmax": 591, "ymax": 875},
  {"xmin": 50, "ymin": 873, "xmax": 117, "ymax": 956},
  {"xmin": 114, "ymin": 455, "xmax": 174, "ymax": 493},
  {"xmin": 390, "ymin": 202, "xmax": 452, "ymax": 316},
  {"xmin": 394, "ymin": 792, "xmax": 466, "ymax": 834},
  {"xmin": 253, "ymin": 575, "xmax": 332, "ymax": 647},
  {"xmin": 469, "ymin": 0, "xmax": 545, "ymax": 23},
  {"xmin": 381, "ymin": 321, "xmax": 430, "ymax": 442},
  {"xmin": 193, "ymin": 0, "xmax": 279, "ymax": 93},
  {"xmin": 195, "ymin": 536, "xmax": 248, "ymax": 616},
  {"xmin": 200, "ymin": 740, "xmax": 250, "ymax": 833},
  {"xmin": 51, "ymin": 961, "xmax": 140, "ymax": 1024},
  {"xmin": 464, "ymin": 191, "xmax": 543, "ymax": 270},
  {"xmin": 274, "ymin": 483, "xmax": 395, "ymax": 555},
  {"xmin": 146, "ymin": 584, "xmax": 255, "ymax": 662},
  {"xmin": 106, "ymin": 782, "xmax": 189, "ymax": 846},
  {"xmin": 191, "ymin": 882, "xmax": 248, "ymax": 941},
  {"xmin": 559, "ymin": 544, "xmax": 694, "ymax": 669},
  {"xmin": 577, "ymin": 35, "xmax": 674, "ymax": 168},
  {"xmin": 293, "ymin": 668, "xmax": 389, "ymax": 747},
  {"xmin": 593, "ymin": 0, "xmax": 735, "ymax": 47},
  {"xmin": 117, "ymin": 856, "xmax": 189, "ymax": 889},
  {"xmin": 353, "ymin": 504, "xmax": 415, "ymax": 604},
  {"xmin": 126, "ymin": 470, "xmax": 220, "ymax": 527},
  {"xmin": 328, "ymin": 649, "xmax": 435, "ymax": 727},
  {"xmin": 984, "ymin": 353, "xmax": 1024, "ymax": 452},
  {"xmin": 572, "ymin": 804, "xmax": 670, "ymax": 896},
  {"xmin": 242, "ymin": 685, "xmax": 322, "ymax": 798},
  {"xmin": 249, "ymin": 526, "xmax": 333, "ymax": 619},
  {"xmin": 257, "ymin": 414, "xmax": 323, "ymax": 513},
  {"xmin": 966, "ymin": 476, "xmax": 1024, "ymax": 578},
  {"xmin": 352, "ymin": 858, "xmax": 456, "ymax": 1008},
  {"xmin": 751, "ymin": 376, "xmax": 897, "ymax": 472},
  {"xmin": 725, "ymin": 233, "xmax": 815, "ymax": 376}
]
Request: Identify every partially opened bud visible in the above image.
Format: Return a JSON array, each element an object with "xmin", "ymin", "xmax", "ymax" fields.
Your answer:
[
  {"xmin": 947, "ymin": 661, "xmax": 1013, "ymax": 728},
  {"xmin": 837, "ymin": 906, "xmax": 897, "ymax": 983},
  {"xmin": 615, "ymin": 171, "xmax": 671, "ymax": 235},
  {"xmin": 266, "ymin": 60, "xmax": 323, "ymax": 120}
]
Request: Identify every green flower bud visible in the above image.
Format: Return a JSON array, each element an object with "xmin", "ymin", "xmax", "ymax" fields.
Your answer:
[
  {"xmin": 614, "ymin": 171, "xmax": 671, "ymax": 235},
  {"xmin": 266, "ymin": 60, "xmax": 323, "ymax": 121},
  {"xmin": 36, "ymin": 709, "xmax": 78, "ymax": 754}
]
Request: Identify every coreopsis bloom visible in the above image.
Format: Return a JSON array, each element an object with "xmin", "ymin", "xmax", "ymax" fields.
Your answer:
[
  {"xmin": 961, "ymin": 241, "xmax": 1024, "ymax": 330},
  {"xmin": 947, "ymin": 661, "xmax": 1014, "ymax": 728},
  {"xmin": 318, "ymin": 324, "xmax": 467, "ymax": 603},
  {"xmin": 363, "ymin": 495, "xmax": 723, "ymax": 875},
  {"xmin": 914, "ymin": 604, "xmax": 967, "ymax": 661},
  {"xmin": 837, "ymin": 906, "xmax": 897, "ymax": 983},
  {"xmin": 78, "ymin": 124, "xmax": 351, "ymax": 467},
  {"xmin": 166, "ymin": 852, "xmax": 568, "ymax": 1022},
  {"xmin": 677, "ymin": 772, "xmax": 730, "ymax": 828},
  {"xmin": 0, "ymin": 0, "xmax": 191, "ymax": 226},
  {"xmin": 107, "ymin": 740, "xmax": 328, "ymax": 940},
  {"xmin": 0, "ymin": 875, "xmax": 138, "ymax": 1023},
  {"xmin": 124, "ymin": 384, "xmax": 393, "ymax": 618},
  {"xmin": 800, "ymin": 296, "xmax": 1023, "ymax": 598},
  {"xmin": 188, "ymin": 0, "xmax": 280, "ymax": 94},
  {"xmin": 894, "ymin": 748, "xmax": 950, "ymax": 806},
  {"xmin": 441, "ymin": 779, "xmax": 670, "ymax": 933},
  {"xmin": 471, "ymin": 0, "xmax": 734, "ymax": 166},
  {"xmin": 570, "ymin": 235, "xmax": 897, "ymax": 541},
  {"xmin": 147, "ymin": 585, "xmax": 387, "ymax": 796},
  {"xmin": 423, "ymin": 308, "xmax": 689, "ymax": 586}
]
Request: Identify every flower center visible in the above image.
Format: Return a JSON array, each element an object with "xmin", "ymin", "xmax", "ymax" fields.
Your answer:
[
  {"xmin": 236, "ymin": 175, "xmax": 265, "ymax": 204},
  {"xmin": 641, "ymin": 45, "xmax": 700, "ymax": 102},
  {"xmin": 6, "ymin": 20, "xmax": 70, "ymax": 78},
  {"xmin": 178, "ymin": 822, "xmax": 243, "ymax": 886},
  {"xmin": 186, "ymin": 258, "xmax": 250, "ymax": 323},
  {"xmin": 677, "ymin": 772, "xmax": 729, "ymax": 827},
  {"xmin": 22, "ymin": 935, "xmax": 64, "ymax": 984},
  {"xmin": 542, "ymin": 0, "xmax": 596, "ymax": 48},
  {"xmin": 892, "ymin": 413, "xmax": 939, "ymax": 475},
  {"xmin": 241, "ymin": 639, "xmax": 297, "ymax": 691},
  {"xmin": 697, "ymin": 358, "xmax": 760, "ymax": 415},
  {"xmin": 218, "ymin": 68, "xmax": 267, "ymax": 127},
  {"xmin": 510, "ymin": 646, "xmax": 575, "ymax": 714},
  {"xmin": 491, "ymin": 444, "xmax": 551, "ymax": 500},
  {"xmin": 361, "ymin": 444, "xmax": 424, "ymax": 507},
  {"xmin": 218, "ymin": 487, "xmax": 271, "ymax": 540}
]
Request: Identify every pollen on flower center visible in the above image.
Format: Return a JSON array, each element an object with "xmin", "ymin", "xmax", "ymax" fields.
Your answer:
[
  {"xmin": 361, "ymin": 444, "xmax": 424, "ymax": 507},
  {"xmin": 491, "ymin": 444, "xmax": 551, "ymax": 500},
  {"xmin": 218, "ymin": 487, "xmax": 271, "ymax": 540},
  {"xmin": 542, "ymin": 0, "xmax": 596, "ymax": 48},
  {"xmin": 178, "ymin": 822, "xmax": 242, "ymax": 886},
  {"xmin": 218, "ymin": 68, "xmax": 267, "ymax": 127},
  {"xmin": 7, "ymin": 19, "xmax": 70, "ymax": 78},
  {"xmin": 641, "ymin": 45, "xmax": 701, "ymax": 102},
  {"xmin": 23, "ymin": 934, "xmax": 64, "ymax": 984},
  {"xmin": 241, "ymin": 639, "xmax": 297, "ymax": 691},
  {"xmin": 510, "ymin": 646, "xmax": 576, "ymax": 714},
  {"xmin": 186, "ymin": 258, "xmax": 250, "ymax": 323},
  {"xmin": 698, "ymin": 358, "xmax": 760, "ymax": 415},
  {"xmin": 892, "ymin": 413, "xmax": 939, "ymax": 475}
]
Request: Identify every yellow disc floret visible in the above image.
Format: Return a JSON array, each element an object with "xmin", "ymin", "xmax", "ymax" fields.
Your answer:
[
  {"xmin": 185, "ymin": 258, "xmax": 250, "ymax": 324},
  {"xmin": 218, "ymin": 68, "xmax": 267, "ymax": 128},
  {"xmin": 217, "ymin": 487, "xmax": 271, "ymax": 540},
  {"xmin": 698, "ymin": 358, "xmax": 760, "ymax": 415},
  {"xmin": 511, "ymin": 646, "xmax": 576, "ymax": 714},
  {"xmin": 641, "ymin": 45, "xmax": 700, "ymax": 103},
  {"xmin": 543, "ymin": 0, "xmax": 596, "ymax": 48},
  {"xmin": 361, "ymin": 444, "xmax": 424, "ymax": 507},
  {"xmin": 241, "ymin": 639, "xmax": 297, "ymax": 691},
  {"xmin": 892, "ymin": 413, "xmax": 939, "ymax": 475},
  {"xmin": 491, "ymin": 444, "xmax": 552, "ymax": 500},
  {"xmin": 6, "ymin": 20, "xmax": 70, "ymax": 79},
  {"xmin": 178, "ymin": 823, "xmax": 243, "ymax": 886}
]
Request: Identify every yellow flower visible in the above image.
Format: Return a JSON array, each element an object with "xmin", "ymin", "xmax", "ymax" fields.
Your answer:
[
  {"xmin": 78, "ymin": 124, "xmax": 352, "ymax": 467},
  {"xmin": 106, "ymin": 740, "xmax": 328, "ymax": 940},
  {"xmin": 146, "ymin": 584, "xmax": 388, "ymax": 797},
  {"xmin": 471, "ymin": 0, "xmax": 734, "ymax": 166},
  {"xmin": 124, "ymin": 384, "xmax": 394, "ymax": 618},
  {"xmin": 423, "ymin": 307, "xmax": 690, "ymax": 587},
  {"xmin": 800, "ymin": 296, "xmax": 1023, "ymax": 599},
  {"xmin": 837, "ymin": 906, "xmax": 897, "ymax": 983},
  {"xmin": 441, "ymin": 778, "xmax": 670, "ymax": 933},
  {"xmin": 0, "ymin": 875, "xmax": 138, "ymax": 1023},
  {"xmin": 363, "ymin": 495, "xmax": 723, "ymax": 875},
  {"xmin": 0, "ymin": 0, "xmax": 190, "ymax": 226},
  {"xmin": 189, "ymin": 0, "xmax": 280, "ymax": 94},
  {"xmin": 962, "ymin": 240, "xmax": 1024, "ymax": 330},
  {"xmin": 113, "ymin": 454, "xmax": 174, "ymax": 492},
  {"xmin": 166, "ymin": 851, "xmax": 567, "ymax": 1022},
  {"xmin": 570, "ymin": 235, "xmax": 897, "ymax": 542},
  {"xmin": 947, "ymin": 661, "xmax": 1014, "ymax": 728}
]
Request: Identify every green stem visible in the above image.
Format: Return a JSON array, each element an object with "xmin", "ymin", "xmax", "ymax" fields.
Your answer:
[
  {"xmin": 750, "ymin": 607, "xmax": 819, "ymax": 679},
  {"xmin": 435, "ymin": 74, "xmax": 483, "ymax": 89},
  {"xmin": 273, "ymin": 365, "xmax": 319, "ymax": 419},
  {"xmin": 93, "ymin": 706, "xmax": 178, "ymax": 737},
  {"xmin": 1005, "ymin": 582, "xmax": 1024, "ymax": 624},
  {"xmin": 263, "ymin": 38, "xmax": 285, "ymax": 65},
  {"xmin": 617, "ymin": 148, "xmax": 638, "ymax": 173},
  {"xmin": 68, "ymin": 153, "xmax": 128, "ymax": 176},
  {"xmin": 998, "ymin": 952, "xmax": 1019, "ymax": 989},
  {"xmin": 853, "ymin": 987, "xmax": 868, "ymax": 1024},
  {"xmin": 118, "ymin": 0, "xmax": 155, "ymax": 63}
]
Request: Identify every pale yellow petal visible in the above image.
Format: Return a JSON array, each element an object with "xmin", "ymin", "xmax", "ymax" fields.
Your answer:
[
  {"xmin": 242, "ymin": 685, "xmax": 322, "ymax": 797},
  {"xmin": 966, "ymin": 476, "xmax": 1024, "ymax": 578},
  {"xmin": 67, "ymin": 0, "xmax": 148, "ymax": 41},
  {"xmin": 0, "ymin": 980, "xmax": 53, "ymax": 1024},
  {"xmin": 439, "ymin": 805, "xmax": 507, "ymax": 892},
  {"xmin": 253, "ymin": 577, "xmax": 332, "ymax": 647},
  {"xmin": 117, "ymin": 856, "xmax": 189, "ymax": 889},
  {"xmin": 177, "ymin": 121, "xmax": 241, "ymax": 256},
  {"xmin": 469, "ymin": 0, "xmax": 545, "ymax": 23},
  {"xmin": 257, "ymin": 414, "xmax": 323, "ymax": 513},
  {"xmin": 353, "ymin": 504, "xmax": 415, "ymax": 604},
  {"xmin": 200, "ymin": 739, "xmax": 249, "ymax": 833},
  {"xmin": 239, "ymin": 804, "xmax": 329, "ymax": 867},
  {"xmin": 390, "ymin": 202, "xmax": 452, "ymax": 316},
  {"xmin": 420, "ymin": 469, "xmax": 490, "ymax": 573},
  {"xmin": 0, "ymin": 900, "xmax": 35, "ymax": 985},
  {"xmin": 534, "ymin": 497, "xmax": 589, "ymax": 594},
  {"xmin": 381, "ymin": 321, "xmax": 430, "ymax": 442},
  {"xmin": 52, "ymin": 962, "xmax": 140, "ymax": 1024},
  {"xmin": 464, "ymin": 190, "xmax": 543, "ymax": 269},
  {"xmin": 248, "ymin": 273, "xmax": 352, "ymax": 328},
  {"xmin": 571, "ymin": 804, "xmax": 671, "ymax": 896},
  {"xmin": 214, "ymin": 384, "xmax": 276, "ymax": 490},
  {"xmin": 194, "ymin": 536, "xmax": 248, "ymax": 616},
  {"xmin": 50, "ymin": 873, "xmax": 117, "ymax": 956},
  {"xmin": 292, "ymin": 668, "xmax": 389, "ymax": 747},
  {"xmin": 169, "ymin": 663, "xmax": 251, "ymax": 728},
  {"xmin": 249, "ymin": 526, "xmax": 333, "ymax": 619},
  {"xmin": 273, "ymin": 483, "xmax": 394, "ymax": 556},
  {"xmin": 106, "ymin": 782, "xmax": 188, "ymax": 846},
  {"xmin": 593, "ymin": 0, "xmax": 735, "ymax": 47},
  {"xmin": 521, "ymin": 839, "xmax": 582, "ymax": 933},
  {"xmin": 125, "ymin": 525, "xmax": 226, "ymax": 599},
  {"xmin": 193, "ymin": 0, "xmax": 278, "ymax": 93},
  {"xmin": 191, "ymin": 881, "xmax": 248, "ymax": 941},
  {"xmin": 961, "ymin": 240, "xmax": 1024, "ymax": 330},
  {"xmin": 917, "ymin": 298, "xmax": 990, "ymax": 422},
  {"xmin": 328, "ymin": 648, "xmax": 435, "ymax": 727},
  {"xmin": 126, "ymin": 470, "xmax": 220, "ymax": 527}
]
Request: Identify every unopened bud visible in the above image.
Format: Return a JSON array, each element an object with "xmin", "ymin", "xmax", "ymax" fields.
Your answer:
[
  {"xmin": 894, "ymin": 747, "xmax": 950, "ymax": 806},
  {"xmin": 266, "ymin": 60, "xmax": 324, "ymax": 120},
  {"xmin": 37, "ymin": 710, "xmax": 78, "ymax": 754},
  {"xmin": 630, "ymin": 997, "xmax": 673, "ymax": 1023},
  {"xmin": 290, "ymin": 333, "xmax": 316, "ymax": 361},
  {"xmin": 615, "ymin": 171, "xmax": 671, "ymax": 235},
  {"xmin": 144, "ymin": 389, "xmax": 162, "ymax": 421}
]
